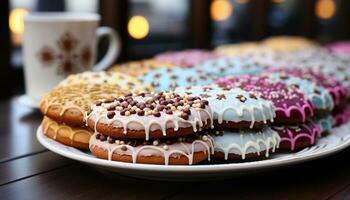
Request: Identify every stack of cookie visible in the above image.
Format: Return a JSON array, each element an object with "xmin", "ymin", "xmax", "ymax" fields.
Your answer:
[
  {"xmin": 40, "ymin": 71, "xmax": 151, "ymax": 149},
  {"xmin": 175, "ymin": 84, "xmax": 280, "ymax": 160},
  {"xmin": 86, "ymin": 91, "xmax": 215, "ymax": 165}
]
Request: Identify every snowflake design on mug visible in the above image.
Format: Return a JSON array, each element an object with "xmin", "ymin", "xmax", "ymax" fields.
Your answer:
[{"xmin": 37, "ymin": 32, "xmax": 92, "ymax": 76}]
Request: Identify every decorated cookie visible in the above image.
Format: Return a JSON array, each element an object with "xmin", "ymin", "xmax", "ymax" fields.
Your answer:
[
  {"xmin": 264, "ymin": 72, "xmax": 334, "ymax": 112},
  {"xmin": 271, "ymin": 122, "xmax": 321, "ymax": 151},
  {"xmin": 175, "ymin": 85, "xmax": 275, "ymax": 129},
  {"xmin": 194, "ymin": 57, "xmax": 264, "ymax": 78},
  {"xmin": 327, "ymin": 41, "xmax": 350, "ymax": 56},
  {"xmin": 262, "ymin": 36, "xmax": 319, "ymax": 53},
  {"xmin": 57, "ymin": 71, "xmax": 152, "ymax": 92},
  {"xmin": 211, "ymin": 127, "xmax": 280, "ymax": 160},
  {"xmin": 216, "ymin": 75, "xmax": 314, "ymax": 124},
  {"xmin": 139, "ymin": 67, "xmax": 216, "ymax": 92},
  {"xmin": 42, "ymin": 117, "xmax": 93, "ymax": 149},
  {"xmin": 40, "ymin": 84, "xmax": 127, "ymax": 127},
  {"xmin": 313, "ymin": 115, "xmax": 334, "ymax": 135},
  {"xmin": 154, "ymin": 49, "xmax": 217, "ymax": 67},
  {"xmin": 86, "ymin": 91, "xmax": 213, "ymax": 140},
  {"xmin": 332, "ymin": 106, "xmax": 350, "ymax": 127},
  {"xmin": 267, "ymin": 68, "xmax": 348, "ymax": 106},
  {"xmin": 214, "ymin": 42, "xmax": 265, "ymax": 57},
  {"xmin": 89, "ymin": 133, "xmax": 214, "ymax": 165},
  {"xmin": 109, "ymin": 59, "xmax": 176, "ymax": 77}
]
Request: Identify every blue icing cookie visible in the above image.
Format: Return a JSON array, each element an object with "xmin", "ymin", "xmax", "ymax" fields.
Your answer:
[
  {"xmin": 313, "ymin": 115, "xmax": 333, "ymax": 134},
  {"xmin": 175, "ymin": 84, "xmax": 275, "ymax": 128},
  {"xmin": 194, "ymin": 57, "xmax": 263, "ymax": 77},
  {"xmin": 139, "ymin": 67, "xmax": 215, "ymax": 92},
  {"xmin": 210, "ymin": 127, "xmax": 280, "ymax": 160},
  {"xmin": 266, "ymin": 72, "xmax": 334, "ymax": 111}
]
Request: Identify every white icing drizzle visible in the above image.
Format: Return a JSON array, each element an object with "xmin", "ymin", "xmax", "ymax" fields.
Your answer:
[
  {"xmin": 213, "ymin": 127, "xmax": 280, "ymax": 160},
  {"xmin": 89, "ymin": 133, "xmax": 215, "ymax": 165}
]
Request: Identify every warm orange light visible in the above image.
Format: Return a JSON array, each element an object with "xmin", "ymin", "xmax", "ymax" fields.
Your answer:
[
  {"xmin": 210, "ymin": 0, "xmax": 233, "ymax": 21},
  {"xmin": 127, "ymin": 16, "xmax": 149, "ymax": 39},
  {"xmin": 9, "ymin": 8, "xmax": 28, "ymax": 34},
  {"xmin": 315, "ymin": 0, "xmax": 336, "ymax": 19}
]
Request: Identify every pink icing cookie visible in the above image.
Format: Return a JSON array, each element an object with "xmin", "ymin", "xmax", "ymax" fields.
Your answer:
[
  {"xmin": 332, "ymin": 106, "xmax": 350, "ymax": 127},
  {"xmin": 267, "ymin": 67, "xmax": 348, "ymax": 106},
  {"xmin": 216, "ymin": 75, "xmax": 314, "ymax": 124},
  {"xmin": 327, "ymin": 41, "xmax": 350, "ymax": 55},
  {"xmin": 271, "ymin": 122, "xmax": 321, "ymax": 151},
  {"xmin": 154, "ymin": 49, "xmax": 217, "ymax": 68}
]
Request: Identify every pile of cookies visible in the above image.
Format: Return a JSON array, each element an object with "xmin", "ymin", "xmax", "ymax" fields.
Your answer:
[{"xmin": 40, "ymin": 36, "xmax": 350, "ymax": 165}]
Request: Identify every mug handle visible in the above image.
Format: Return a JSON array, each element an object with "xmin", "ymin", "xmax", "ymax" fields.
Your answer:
[{"xmin": 93, "ymin": 27, "xmax": 121, "ymax": 71}]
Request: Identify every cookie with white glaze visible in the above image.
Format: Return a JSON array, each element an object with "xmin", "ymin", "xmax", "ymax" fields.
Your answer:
[
  {"xmin": 86, "ymin": 91, "xmax": 213, "ymax": 140},
  {"xmin": 109, "ymin": 59, "xmax": 176, "ymax": 77},
  {"xmin": 40, "ymin": 84, "xmax": 127, "ymax": 127},
  {"xmin": 139, "ymin": 67, "xmax": 216, "ymax": 92},
  {"xmin": 211, "ymin": 127, "xmax": 280, "ymax": 160},
  {"xmin": 194, "ymin": 57, "xmax": 264, "ymax": 78},
  {"xmin": 89, "ymin": 133, "xmax": 214, "ymax": 165},
  {"xmin": 272, "ymin": 122, "xmax": 321, "ymax": 151},
  {"xmin": 264, "ymin": 72, "xmax": 334, "ymax": 113},
  {"xmin": 57, "ymin": 71, "xmax": 152, "ymax": 93},
  {"xmin": 216, "ymin": 75, "xmax": 314, "ymax": 124},
  {"xmin": 175, "ymin": 84, "xmax": 275, "ymax": 129},
  {"xmin": 42, "ymin": 117, "xmax": 93, "ymax": 149},
  {"xmin": 154, "ymin": 49, "xmax": 217, "ymax": 68}
]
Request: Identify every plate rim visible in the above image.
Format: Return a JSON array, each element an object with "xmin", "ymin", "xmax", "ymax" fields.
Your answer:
[{"xmin": 36, "ymin": 125, "xmax": 350, "ymax": 174}]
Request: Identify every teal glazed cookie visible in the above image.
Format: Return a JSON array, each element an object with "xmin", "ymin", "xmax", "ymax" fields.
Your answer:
[
  {"xmin": 211, "ymin": 127, "xmax": 280, "ymax": 160},
  {"xmin": 265, "ymin": 72, "xmax": 334, "ymax": 112},
  {"xmin": 175, "ymin": 84, "xmax": 275, "ymax": 129},
  {"xmin": 194, "ymin": 57, "xmax": 263, "ymax": 78},
  {"xmin": 139, "ymin": 67, "xmax": 216, "ymax": 92},
  {"xmin": 313, "ymin": 115, "xmax": 333, "ymax": 135}
]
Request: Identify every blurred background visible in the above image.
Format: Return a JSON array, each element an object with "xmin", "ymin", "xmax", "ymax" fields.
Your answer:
[{"xmin": 1, "ymin": 0, "xmax": 350, "ymax": 98}]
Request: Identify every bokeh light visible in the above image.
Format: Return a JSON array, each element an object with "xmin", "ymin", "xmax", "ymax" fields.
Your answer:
[
  {"xmin": 210, "ymin": 0, "xmax": 233, "ymax": 21},
  {"xmin": 127, "ymin": 15, "xmax": 150, "ymax": 39},
  {"xmin": 9, "ymin": 8, "xmax": 28, "ymax": 34},
  {"xmin": 315, "ymin": 0, "xmax": 336, "ymax": 19}
]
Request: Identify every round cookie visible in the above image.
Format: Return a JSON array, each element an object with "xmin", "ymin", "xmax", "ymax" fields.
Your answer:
[
  {"xmin": 40, "ymin": 84, "xmax": 127, "ymax": 127},
  {"xmin": 271, "ymin": 122, "xmax": 321, "ymax": 151},
  {"xmin": 264, "ymin": 72, "xmax": 334, "ymax": 113},
  {"xmin": 175, "ymin": 84, "xmax": 275, "ymax": 129},
  {"xmin": 109, "ymin": 59, "xmax": 176, "ymax": 77},
  {"xmin": 86, "ymin": 91, "xmax": 213, "ymax": 140},
  {"xmin": 154, "ymin": 49, "xmax": 217, "ymax": 68},
  {"xmin": 262, "ymin": 36, "xmax": 319, "ymax": 53},
  {"xmin": 57, "ymin": 71, "xmax": 152, "ymax": 92},
  {"xmin": 89, "ymin": 133, "xmax": 214, "ymax": 165},
  {"xmin": 42, "ymin": 117, "xmax": 93, "ymax": 149},
  {"xmin": 332, "ymin": 106, "xmax": 350, "ymax": 127},
  {"xmin": 216, "ymin": 75, "xmax": 314, "ymax": 124},
  {"xmin": 313, "ymin": 115, "xmax": 333, "ymax": 135},
  {"xmin": 267, "ymin": 68, "xmax": 348, "ymax": 106},
  {"xmin": 327, "ymin": 41, "xmax": 350, "ymax": 56},
  {"xmin": 194, "ymin": 57, "xmax": 264, "ymax": 78},
  {"xmin": 139, "ymin": 67, "xmax": 216, "ymax": 92},
  {"xmin": 211, "ymin": 127, "xmax": 280, "ymax": 160},
  {"xmin": 214, "ymin": 42, "xmax": 265, "ymax": 57}
]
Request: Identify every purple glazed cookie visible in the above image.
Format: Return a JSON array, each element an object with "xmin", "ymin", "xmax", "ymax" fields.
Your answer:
[
  {"xmin": 327, "ymin": 41, "xmax": 350, "ymax": 56},
  {"xmin": 271, "ymin": 122, "xmax": 321, "ymax": 151},
  {"xmin": 332, "ymin": 106, "xmax": 350, "ymax": 127},
  {"xmin": 267, "ymin": 68, "xmax": 348, "ymax": 106},
  {"xmin": 154, "ymin": 49, "xmax": 217, "ymax": 68},
  {"xmin": 216, "ymin": 75, "xmax": 314, "ymax": 124}
]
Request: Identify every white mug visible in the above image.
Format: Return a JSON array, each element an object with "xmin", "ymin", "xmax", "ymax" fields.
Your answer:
[{"xmin": 23, "ymin": 12, "xmax": 120, "ymax": 102}]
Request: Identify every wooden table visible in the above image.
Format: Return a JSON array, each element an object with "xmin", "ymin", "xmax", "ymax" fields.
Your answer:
[{"xmin": 1, "ymin": 97, "xmax": 350, "ymax": 200}]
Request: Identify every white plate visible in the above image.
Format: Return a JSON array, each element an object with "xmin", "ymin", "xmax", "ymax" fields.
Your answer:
[
  {"xmin": 17, "ymin": 95, "xmax": 40, "ymax": 109},
  {"xmin": 37, "ymin": 123, "xmax": 350, "ymax": 181}
]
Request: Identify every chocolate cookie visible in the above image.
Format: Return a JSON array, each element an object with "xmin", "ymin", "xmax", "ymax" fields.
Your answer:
[
  {"xmin": 211, "ymin": 127, "xmax": 280, "ymax": 160},
  {"xmin": 86, "ymin": 91, "xmax": 213, "ymax": 140},
  {"xmin": 216, "ymin": 75, "xmax": 314, "ymax": 124},
  {"xmin": 175, "ymin": 84, "xmax": 275, "ymax": 129},
  {"xmin": 40, "ymin": 84, "xmax": 127, "ymax": 127},
  {"xmin": 272, "ymin": 122, "xmax": 321, "ymax": 151},
  {"xmin": 42, "ymin": 117, "xmax": 93, "ymax": 149},
  {"xmin": 89, "ymin": 133, "xmax": 214, "ymax": 165}
]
